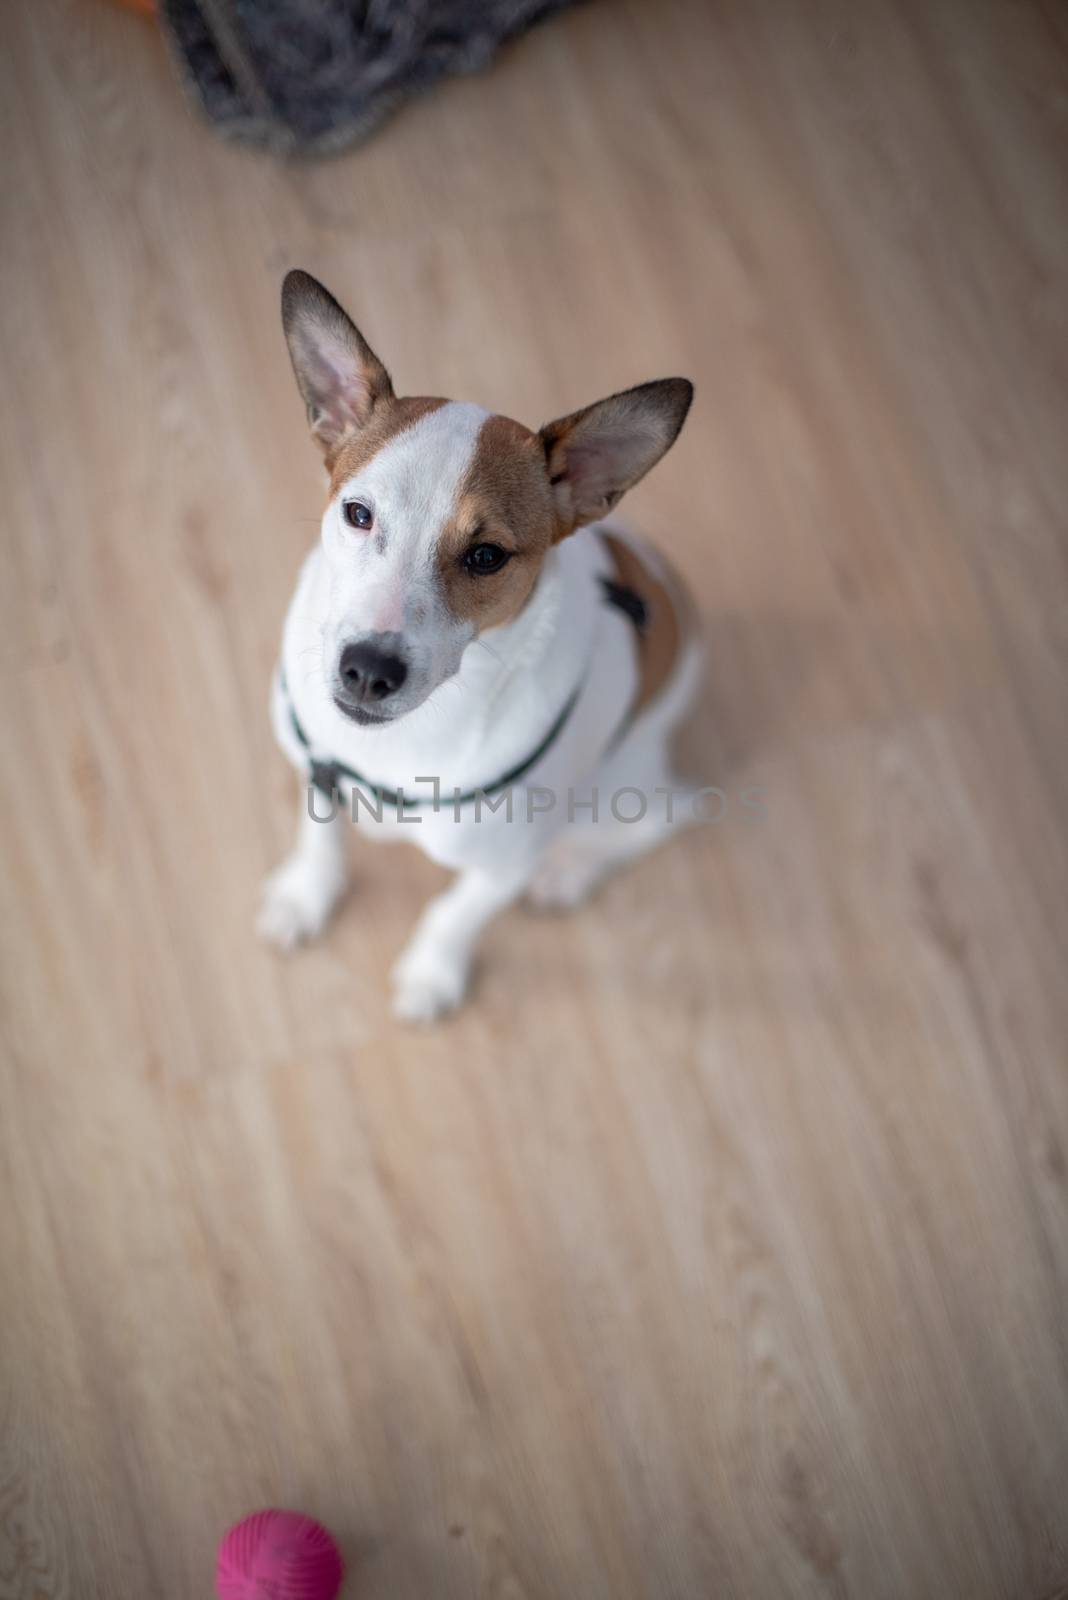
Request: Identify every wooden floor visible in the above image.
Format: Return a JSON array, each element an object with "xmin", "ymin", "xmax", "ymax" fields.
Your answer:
[{"xmin": 3, "ymin": 1, "xmax": 1068, "ymax": 1595}]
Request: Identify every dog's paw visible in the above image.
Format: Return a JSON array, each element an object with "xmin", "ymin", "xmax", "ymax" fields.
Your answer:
[
  {"xmin": 257, "ymin": 856, "xmax": 347, "ymax": 952},
  {"xmin": 390, "ymin": 943, "xmax": 468, "ymax": 1024},
  {"xmin": 526, "ymin": 846, "xmax": 608, "ymax": 912}
]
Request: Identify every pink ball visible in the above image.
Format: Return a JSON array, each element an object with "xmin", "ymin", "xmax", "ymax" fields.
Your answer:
[{"xmin": 216, "ymin": 1510, "xmax": 344, "ymax": 1600}]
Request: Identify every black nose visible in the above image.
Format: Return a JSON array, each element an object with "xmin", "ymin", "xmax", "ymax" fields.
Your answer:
[{"xmin": 338, "ymin": 640, "xmax": 408, "ymax": 703}]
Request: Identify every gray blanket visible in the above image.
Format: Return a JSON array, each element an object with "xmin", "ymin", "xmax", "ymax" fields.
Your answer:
[{"xmin": 159, "ymin": 0, "xmax": 577, "ymax": 156}]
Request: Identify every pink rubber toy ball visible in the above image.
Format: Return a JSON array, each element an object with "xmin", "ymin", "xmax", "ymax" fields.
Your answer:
[{"xmin": 216, "ymin": 1509, "xmax": 344, "ymax": 1600}]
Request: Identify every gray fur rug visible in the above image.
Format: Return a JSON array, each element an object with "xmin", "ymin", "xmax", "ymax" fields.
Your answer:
[{"xmin": 158, "ymin": 0, "xmax": 578, "ymax": 156}]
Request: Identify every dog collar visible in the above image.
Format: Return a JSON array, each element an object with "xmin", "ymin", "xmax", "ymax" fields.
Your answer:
[
  {"xmin": 283, "ymin": 673, "xmax": 585, "ymax": 810},
  {"xmin": 283, "ymin": 563, "xmax": 648, "ymax": 809}
]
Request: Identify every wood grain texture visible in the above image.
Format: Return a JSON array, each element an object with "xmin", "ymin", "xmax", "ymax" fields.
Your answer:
[{"xmin": 2, "ymin": 1, "xmax": 1067, "ymax": 1595}]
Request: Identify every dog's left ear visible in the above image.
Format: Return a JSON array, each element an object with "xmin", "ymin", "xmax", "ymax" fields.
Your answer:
[
  {"xmin": 282, "ymin": 269, "xmax": 395, "ymax": 459},
  {"xmin": 539, "ymin": 378, "xmax": 693, "ymax": 537}
]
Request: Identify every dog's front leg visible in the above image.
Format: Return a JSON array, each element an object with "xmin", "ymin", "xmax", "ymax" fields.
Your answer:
[
  {"xmin": 258, "ymin": 785, "xmax": 350, "ymax": 951},
  {"xmin": 391, "ymin": 861, "xmax": 534, "ymax": 1023}
]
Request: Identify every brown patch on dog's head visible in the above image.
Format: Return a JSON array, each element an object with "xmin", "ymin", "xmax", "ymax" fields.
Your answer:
[
  {"xmin": 436, "ymin": 415, "xmax": 557, "ymax": 632},
  {"xmin": 326, "ymin": 396, "xmax": 447, "ymax": 499}
]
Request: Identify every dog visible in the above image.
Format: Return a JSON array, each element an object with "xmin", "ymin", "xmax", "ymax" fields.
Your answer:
[{"xmin": 259, "ymin": 270, "xmax": 702, "ymax": 1021}]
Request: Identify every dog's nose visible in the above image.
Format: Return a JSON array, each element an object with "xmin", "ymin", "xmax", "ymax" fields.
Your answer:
[{"xmin": 338, "ymin": 640, "xmax": 408, "ymax": 703}]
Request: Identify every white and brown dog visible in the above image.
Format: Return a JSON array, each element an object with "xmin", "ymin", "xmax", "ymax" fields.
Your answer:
[{"xmin": 259, "ymin": 270, "xmax": 702, "ymax": 1020}]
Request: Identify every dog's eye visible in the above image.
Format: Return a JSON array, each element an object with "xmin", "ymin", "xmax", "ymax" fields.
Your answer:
[
  {"xmin": 342, "ymin": 500, "xmax": 373, "ymax": 530},
  {"xmin": 463, "ymin": 542, "xmax": 511, "ymax": 576}
]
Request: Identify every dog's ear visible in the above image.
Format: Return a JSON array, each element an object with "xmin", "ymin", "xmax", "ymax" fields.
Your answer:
[
  {"xmin": 539, "ymin": 378, "xmax": 693, "ymax": 536},
  {"xmin": 282, "ymin": 270, "xmax": 395, "ymax": 459},
  {"xmin": 543, "ymin": 379, "xmax": 693, "ymax": 537}
]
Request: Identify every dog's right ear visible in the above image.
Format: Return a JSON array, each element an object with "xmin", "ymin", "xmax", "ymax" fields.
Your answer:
[{"xmin": 281, "ymin": 270, "xmax": 395, "ymax": 459}]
